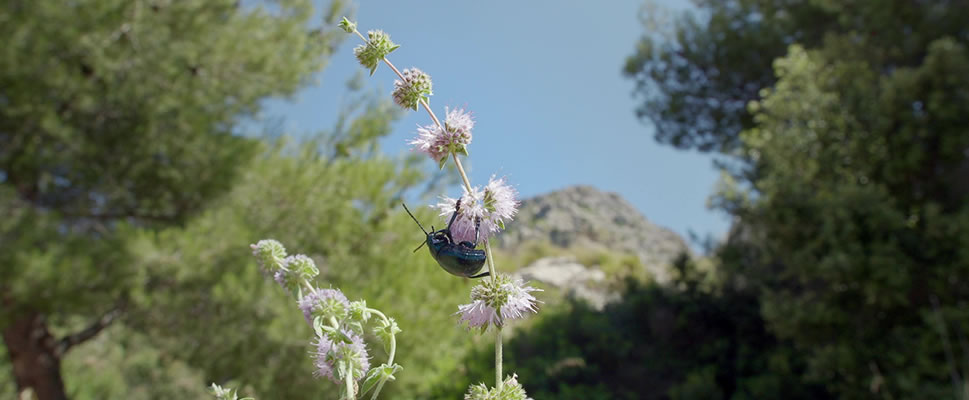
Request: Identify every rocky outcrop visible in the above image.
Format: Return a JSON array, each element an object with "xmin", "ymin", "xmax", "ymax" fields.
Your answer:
[
  {"xmin": 498, "ymin": 185, "xmax": 690, "ymax": 283},
  {"xmin": 515, "ymin": 256, "xmax": 620, "ymax": 310}
]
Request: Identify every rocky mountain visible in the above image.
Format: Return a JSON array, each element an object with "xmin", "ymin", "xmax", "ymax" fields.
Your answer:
[{"xmin": 498, "ymin": 185, "xmax": 691, "ymax": 285}]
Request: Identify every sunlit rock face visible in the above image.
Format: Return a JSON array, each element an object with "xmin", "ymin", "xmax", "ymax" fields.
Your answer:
[{"xmin": 498, "ymin": 185, "xmax": 690, "ymax": 284}]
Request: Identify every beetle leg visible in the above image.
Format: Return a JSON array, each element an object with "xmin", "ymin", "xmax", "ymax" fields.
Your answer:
[
  {"xmin": 444, "ymin": 198, "xmax": 462, "ymax": 243},
  {"xmin": 469, "ymin": 270, "xmax": 490, "ymax": 279},
  {"xmin": 472, "ymin": 216, "xmax": 481, "ymax": 247},
  {"xmin": 446, "ymin": 198, "xmax": 462, "ymax": 230}
]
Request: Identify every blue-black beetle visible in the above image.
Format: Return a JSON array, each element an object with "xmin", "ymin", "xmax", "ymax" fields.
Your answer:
[{"xmin": 402, "ymin": 199, "xmax": 490, "ymax": 279}]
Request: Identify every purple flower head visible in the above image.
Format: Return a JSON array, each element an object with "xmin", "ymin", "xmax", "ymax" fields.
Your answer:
[
  {"xmin": 410, "ymin": 107, "xmax": 474, "ymax": 167},
  {"xmin": 299, "ymin": 288, "xmax": 350, "ymax": 326},
  {"xmin": 457, "ymin": 274, "xmax": 541, "ymax": 330},
  {"xmin": 435, "ymin": 175, "xmax": 519, "ymax": 243},
  {"xmin": 313, "ymin": 330, "xmax": 370, "ymax": 383},
  {"xmin": 393, "ymin": 68, "xmax": 432, "ymax": 110}
]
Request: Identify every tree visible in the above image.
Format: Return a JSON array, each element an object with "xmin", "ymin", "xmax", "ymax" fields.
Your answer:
[
  {"xmin": 628, "ymin": 0, "xmax": 969, "ymax": 397},
  {"xmin": 0, "ymin": 0, "xmax": 347, "ymax": 398},
  {"xmin": 722, "ymin": 42, "xmax": 969, "ymax": 399}
]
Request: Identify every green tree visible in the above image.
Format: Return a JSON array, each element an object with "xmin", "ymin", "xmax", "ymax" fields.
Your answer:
[
  {"xmin": 0, "ymin": 0, "xmax": 347, "ymax": 398},
  {"xmin": 628, "ymin": 0, "xmax": 969, "ymax": 398},
  {"xmin": 722, "ymin": 42, "xmax": 969, "ymax": 399}
]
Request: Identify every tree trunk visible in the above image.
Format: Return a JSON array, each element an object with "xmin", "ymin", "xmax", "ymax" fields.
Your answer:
[{"xmin": 2, "ymin": 312, "xmax": 68, "ymax": 400}]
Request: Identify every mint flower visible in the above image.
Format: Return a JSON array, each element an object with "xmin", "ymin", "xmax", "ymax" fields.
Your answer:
[
  {"xmin": 435, "ymin": 175, "xmax": 519, "ymax": 243},
  {"xmin": 457, "ymin": 274, "xmax": 541, "ymax": 330},
  {"xmin": 299, "ymin": 288, "xmax": 350, "ymax": 326},
  {"xmin": 250, "ymin": 239, "xmax": 286, "ymax": 273},
  {"xmin": 313, "ymin": 330, "xmax": 371, "ymax": 383},
  {"xmin": 465, "ymin": 374, "xmax": 532, "ymax": 400},
  {"xmin": 354, "ymin": 30, "xmax": 399, "ymax": 75},
  {"xmin": 271, "ymin": 254, "xmax": 319, "ymax": 292},
  {"xmin": 393, "ymin": 68, "xmax": 433, "ymax": 110},
  {"xmin": 410, "ymin": 107, "xmax": 474, "ymax": 168},
  {"xmin": 284, "ymin": 254, "xmax": 319, "ymax": 280}
]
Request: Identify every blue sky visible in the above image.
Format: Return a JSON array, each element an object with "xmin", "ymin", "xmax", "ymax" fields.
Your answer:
[{"xmin": 261, "ymin": 0, "xmax": 730, "ymax": 248}]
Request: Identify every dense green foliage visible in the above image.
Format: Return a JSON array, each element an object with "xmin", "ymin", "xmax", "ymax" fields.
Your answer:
[
  {"xmin": 625, "ymin": 0, "xmax": 969, "ymax": 398},
  {"xmin": 1, "ymin": 0, "xmax": 342, "ymax": 324}
]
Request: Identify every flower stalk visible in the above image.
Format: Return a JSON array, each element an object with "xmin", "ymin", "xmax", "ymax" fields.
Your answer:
[{"xmin": 342, "ymin": 17, "xmax": 535, "ymax": 399}]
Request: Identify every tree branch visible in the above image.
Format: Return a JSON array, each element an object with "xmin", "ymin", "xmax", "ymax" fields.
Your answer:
[{"xmin": 55, "ymin": 306, "xmax": 125, "ymax": 357}]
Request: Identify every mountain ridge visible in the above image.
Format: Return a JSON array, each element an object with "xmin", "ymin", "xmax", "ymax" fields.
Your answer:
[{"xmin": 497, "ymin": 185, "xmax": 690, "ymax": 283}]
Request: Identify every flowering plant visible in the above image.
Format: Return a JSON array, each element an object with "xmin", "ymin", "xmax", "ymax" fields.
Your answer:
[
  {"xmin": 209, "ymin": 17, "xmax": 540, "ymax": 400},
  {"xmin": 211, "ymin": 240, "xmax": 401, "ymax": 400},
  {"xmin": 340, "ymin": 16, "xmax": 541, "ymax": 399}
]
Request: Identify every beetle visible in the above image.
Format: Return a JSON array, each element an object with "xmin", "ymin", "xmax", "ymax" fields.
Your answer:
[{"xmin": 401, "ymin": 199, "xmax": 490, "ymax": 279}]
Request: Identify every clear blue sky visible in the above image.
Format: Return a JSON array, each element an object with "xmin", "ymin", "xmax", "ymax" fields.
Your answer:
[{"xmin": 261, "ymin": 0, "xmax": 730, "ymax": 247}]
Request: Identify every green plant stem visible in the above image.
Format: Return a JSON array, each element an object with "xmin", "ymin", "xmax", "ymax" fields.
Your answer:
[
  {"xmin": 495, "ymin": 327, "xmax": 503, "ymax": 390},
  {"xmin": 366, "ymin": 308, "xmax": 397, "ymax": 400},
  {"xmin": 366, "ymin": 308, "xmax": 398, "ymax": 363},
  {"xmin": 302, "ymin": 279, "xmax": 315, "ymax": 297},
  {"xmin": 345, "ymin": 364, "xmax": 355, "ymax": 400}
]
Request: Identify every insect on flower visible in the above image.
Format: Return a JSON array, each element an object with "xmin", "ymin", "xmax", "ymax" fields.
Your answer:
[{"xmin": 401, "ymin": 199, "xmax": 489, "ymax": 279}]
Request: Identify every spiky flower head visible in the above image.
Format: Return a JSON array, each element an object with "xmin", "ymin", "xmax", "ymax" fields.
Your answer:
[
  {"xmin": 393, "ymin": 68, "xmax": 433, "ymax": 110},
  {"xmin": 313, "ymin": 330, "xmax": 370, "ymax": 384},
  {"xmin": 457, "ymin": 274, "xmax": 541, "ymax": 331},
  {"xmin": 299, "ymin": 288, "xmax": 350, "ymax": 326},
  {"xmin": 435, "ymin": 175, "xmax": 519, "ymax": 243},
  {"xmin": 410, "ymin": 107, "xmax": 474, "ymax": 168},
  {"xmin": 250, "ymin": 239, "xmax": 286, "ymax": 273},
  {"xmin": 338, "ymin": 17, "xmax": 356, "ymax": 33},
  {"xmin": 465, "ymin": 374, "xmax": 532, "ymax": 400},
  {"xmin": 354, "ymin": 30, "xmax": 399, "ymax": 75},
  {"xmin": 286, "ymin": 254, "xmax": 319, "ymax": 280},
  {"xmin": 273, "ymin": 254, "xmax": 319, "ymax": 292}
]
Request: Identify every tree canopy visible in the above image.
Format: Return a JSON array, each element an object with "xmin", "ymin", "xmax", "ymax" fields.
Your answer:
[{"xmin": 626, "ymin": 0, "xmax": 969, "ymax": 398}]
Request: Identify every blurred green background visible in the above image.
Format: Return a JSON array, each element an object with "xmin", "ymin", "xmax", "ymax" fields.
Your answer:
[{"xmin": 2, "ymin": 0, "xmax": 968, "ymax": 399}]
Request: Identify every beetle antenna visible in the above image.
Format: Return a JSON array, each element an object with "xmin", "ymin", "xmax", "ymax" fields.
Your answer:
[
  {"xmin": 401, "ymin": 203, "xmax": 428, "ymax": 235},
  {"xmin": 412, "ymin": 241, "xmax": 427, "ymax": 253}
]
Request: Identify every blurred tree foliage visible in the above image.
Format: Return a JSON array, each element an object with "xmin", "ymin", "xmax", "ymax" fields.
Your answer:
[
  {"xmin": 624, "ymin": 0, "xmax": 969, "ymax": 398},
  {"xmin": 0, "ymin": 0, "xmax": 411, "ymax": 398}
]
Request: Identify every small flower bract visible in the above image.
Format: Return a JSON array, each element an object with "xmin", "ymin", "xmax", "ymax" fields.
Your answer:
[
  {"xmin": 464, "ymin": 374, "xmax": 532, "ymax": 400},
  {"xmin": 457, "ymin": 274, "xmax": 541, "ymax": 330},
  {"xmin": 410, "ymin": 107, "xmax": 474, "ymax": 168}
]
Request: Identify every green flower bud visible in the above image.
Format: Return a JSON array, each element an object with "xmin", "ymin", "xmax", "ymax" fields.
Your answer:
[
  {"xmin": 353, "ymin": 30, "xmax": 400, "ymax": 75},
  {"xmin": 338, "ymin": 17, "xmax": 356, "ymax": 33}
]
